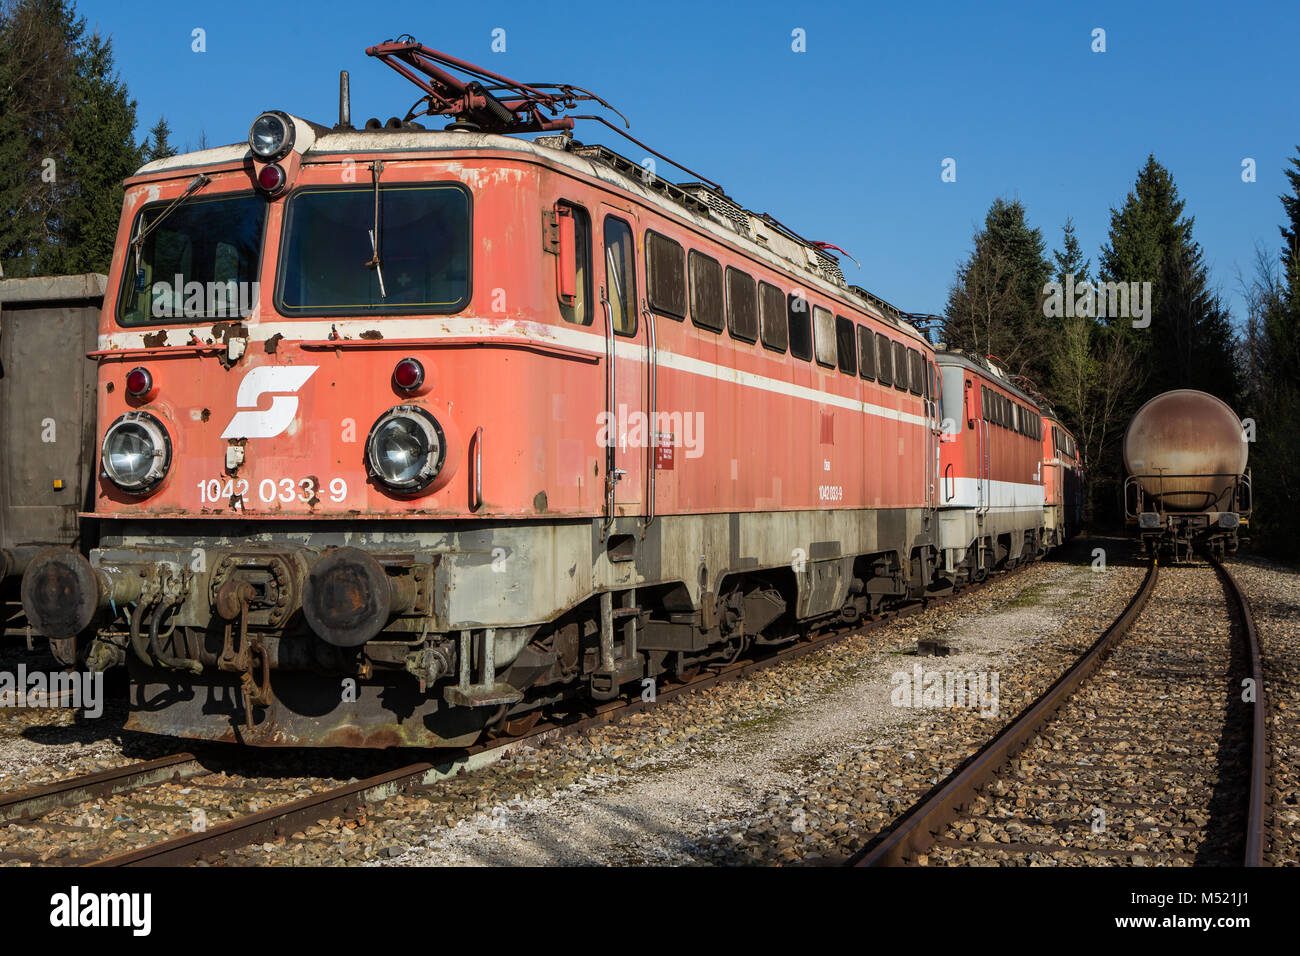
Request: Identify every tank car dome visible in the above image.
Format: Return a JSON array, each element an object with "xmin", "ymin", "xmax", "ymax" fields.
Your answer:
[{"xmin": 1123, "ymin": 389, "xmax": 1247, "ymax": 512}]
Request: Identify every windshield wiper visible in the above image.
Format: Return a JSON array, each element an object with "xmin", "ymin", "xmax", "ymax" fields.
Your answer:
[
  {"xmin": 363, "ymin": 160, "xmax": 387, "ymax": 298},
  {"xmin": 130, "ymin": 173, "xmax": 211, "ymax": 259}
]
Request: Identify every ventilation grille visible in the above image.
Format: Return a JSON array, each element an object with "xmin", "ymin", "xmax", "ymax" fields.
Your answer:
[{"xmin": 678, "ymin": 183, "xmax": 751, "ymax": 238}]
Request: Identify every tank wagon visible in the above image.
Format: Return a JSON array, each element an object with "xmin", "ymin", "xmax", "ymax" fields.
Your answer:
[
  {"xmin": 1123, "ymin": 389, "xmax": 1250, "ymax": 561},
  {"xmin": 0, "ymin": 274, "xmax": 103, "ymax": 641},
  {"xmin": 19, "ymin": 40, "xmax": 1081, "ymax": 748}
]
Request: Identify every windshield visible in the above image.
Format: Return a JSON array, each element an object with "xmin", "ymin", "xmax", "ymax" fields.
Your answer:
[
  {"xmin": 118, "ymin": 193, "xmax": 266, "ymax": 325},
  {"xmin": 276, "ymin": 183, "xmax": 471, "ymax": 315}
]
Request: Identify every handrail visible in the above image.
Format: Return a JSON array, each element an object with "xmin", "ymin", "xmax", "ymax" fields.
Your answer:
[
  {"xmin": 601, "ymin": 292, "xmax": 616, "ymax": 534},
  {"xmin": 643, "ymin": 302, "xmax": 657, "ymax": 527},
  {"xmin": 470, "ymin": 426, "xmax": 483, "ymax": 511}
]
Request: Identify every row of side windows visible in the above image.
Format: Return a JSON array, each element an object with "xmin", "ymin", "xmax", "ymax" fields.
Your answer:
[
  {"xmin": 980, "ymin": 385, "xmax": 1042, "ymax": 440},
  {"xmin": 1051, "ymin": 425, "xmax": 1077, "ymax": 459},
  {"xmin": 646, "ymin": 229, "xmax": 930, "ymax": 397},
  {"xmin": 553, "ymin": 207, "xmax": 934, "ymax": 399}
]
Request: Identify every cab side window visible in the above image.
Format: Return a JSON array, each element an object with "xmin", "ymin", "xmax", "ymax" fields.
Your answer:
[{"xmin": 606, "ymin": 217, "xmax": 637, "ymax": 335}]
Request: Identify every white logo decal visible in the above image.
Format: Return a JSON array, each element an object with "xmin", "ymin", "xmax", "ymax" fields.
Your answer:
[{"xmin": 220, "ymin": 366, "xmax": 319, "ymax": 439}]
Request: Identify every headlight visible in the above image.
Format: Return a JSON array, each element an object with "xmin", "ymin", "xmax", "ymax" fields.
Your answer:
[
  {"xmin": 102, "ymin": 411, "xmax": 172, "ymax": 493},
  {"xmin": 366, "ymin": 406, "xmax": 446, "ymax": 493},
  {"xmin": 248, "ymin": 110, "xmax": 295, "ymax": 161}
]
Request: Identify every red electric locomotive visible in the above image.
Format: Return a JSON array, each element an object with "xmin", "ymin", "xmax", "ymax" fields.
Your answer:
[
  {"xmin": 934, "ymin": 351, "xmax": 1066, "ymax": 583},
  {"xmin": 1043, "ymin": 411, "xmax": 1083, "ymax": 546},
  {"xmin": 20, "ymin": 40, "xmax": 1077, "ymax": 748}
]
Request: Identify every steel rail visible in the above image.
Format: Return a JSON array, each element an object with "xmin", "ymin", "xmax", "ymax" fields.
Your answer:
[
  {"xmin": 86, "ymin": 761, "xmax": 442, "ymax": 867},
  {"xmin": 1205, "ymin": 553, "xmax": 1268, "ymax": 867},
  {"xmin": 848, "ymin": 558, "xmax": 1160, "ymax": 867},
  {"xmin": 0, "ymin": 752, "xmax": 203, "ymax": 825}
]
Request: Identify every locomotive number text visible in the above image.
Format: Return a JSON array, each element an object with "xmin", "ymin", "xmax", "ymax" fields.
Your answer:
[{"xmin": 197, "ymin": 477, "xmax": 348, "ymax": 504}]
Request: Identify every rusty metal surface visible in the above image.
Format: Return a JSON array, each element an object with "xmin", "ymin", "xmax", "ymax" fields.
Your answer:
[
  {"xmin": 0, "ymin": 753, "xmax": 201, "ymax": 825},
  {"xmin": 86, "ymin": 760, "xmax": 437, "ymax": 867},
  {"xmin": 1123, "ymin": 390, "xmax": 1247, "ymax": 511},
  {"xmin": 849, "ymin": 558, "xmax": 1160, "ymax": 867}
]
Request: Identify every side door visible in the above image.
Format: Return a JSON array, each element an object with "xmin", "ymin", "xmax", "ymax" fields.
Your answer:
[{"xmin": 597, "ymin": 210, "xmax": 646, "ymax": 518}]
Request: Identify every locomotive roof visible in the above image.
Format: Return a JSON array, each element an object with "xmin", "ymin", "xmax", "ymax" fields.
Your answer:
[
  {"xmin": 133, "ymin": 127, "xmax": 929, "ymax": 345},
  {"xmin": 934, "ymin": 349, "xmax": 1046, "ymax": 410}
]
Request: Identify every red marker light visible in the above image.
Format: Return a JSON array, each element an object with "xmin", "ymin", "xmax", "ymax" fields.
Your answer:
[
  {"xmin": 125, "ymin": 367, "xmax": 152, "ymax": 398},
  {"xmin": 258, "ymin": 164, "xmax": 285, "ymax": 193},
  {"xmin": 393, "ymin": 358, "xmax": 424, "ymax": 391}
]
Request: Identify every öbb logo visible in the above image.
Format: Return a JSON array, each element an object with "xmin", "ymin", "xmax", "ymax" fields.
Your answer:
[{"xmin": 221, "ymin": 366, "xmax": 319, "ymax": 439}]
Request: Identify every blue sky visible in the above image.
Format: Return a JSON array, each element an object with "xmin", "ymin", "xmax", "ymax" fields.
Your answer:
[{"xmin": 78, "ymin": 0, "xmax": 1298, "ymax": 324}]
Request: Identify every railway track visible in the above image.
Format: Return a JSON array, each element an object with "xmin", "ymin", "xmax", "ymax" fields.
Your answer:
[
  {"xmin": 848, "ymin": 554, "xmax": 1268, "ymax": 866},
  {"xmin": 0, "ymin": 557, "xmax": 1052, "ymax": 866}
]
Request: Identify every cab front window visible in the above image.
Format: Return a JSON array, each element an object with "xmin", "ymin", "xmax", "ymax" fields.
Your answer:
[
  {"xmin": 277, "ymin": 183, "xmax": 471, "ymax": 315},
  {"xmin": 118, "ymin": 192, "xmax": 266, "ymax": 325}
]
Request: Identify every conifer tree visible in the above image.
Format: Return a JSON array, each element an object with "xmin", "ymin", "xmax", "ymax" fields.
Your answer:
[{"xmin": 1099, "ymin": 155, "xmax": 1238, "ymax": 404}]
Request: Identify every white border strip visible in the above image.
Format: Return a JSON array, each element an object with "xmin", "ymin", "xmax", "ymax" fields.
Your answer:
[{"xmin": 98, "ymin": 316, "xmax": 930, "ymax": 428}]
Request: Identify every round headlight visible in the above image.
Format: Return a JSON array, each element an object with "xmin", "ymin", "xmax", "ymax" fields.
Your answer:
[
  {"xmin": 366, "ymin": 406, "xmax": 446, "ymax": 493},
  {"xmin": 102, "ymin": 411, "xmax": 172, "ymax": 493},
  {"xmin": 248, "ymin": 110, "xmax": 294, "ymax": 160}
]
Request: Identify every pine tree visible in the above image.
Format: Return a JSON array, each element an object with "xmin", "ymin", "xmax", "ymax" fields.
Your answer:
[
  {"xmin": 0, "ymin": 0, "xmax": 141, "ymax": 276},
  {"xmin": 1242, "ymin": 147, "xmax": 1300, "ymax": 555},
  {"xmin": 1273, "ymin": 148, "xmax": 1300, "ymax": 370},
  {"xmin": 1098, "ymin": 155, "xmax": 1239, "ymax": 405},
  {"xmin": 943, "ymin": 198, "xmax": 1054, "ymax": 385},
  {"xmin": 1053, "ymin": 217, "xmax": 1091, "ymax": 287},
  {"xmin": 0, "ymin": 0, "xmax": 80, "ymax": 275},
  {"xmin": 143, "ymin": 115, "xmax": 177, "ymax": 162},
  {"xmin": 42, "ymin": 27, "xmax": 140, "ymax": 274},
  {"xmin": 1280, "ymin": 148, "xmax": 1300, "ymax": 291}
]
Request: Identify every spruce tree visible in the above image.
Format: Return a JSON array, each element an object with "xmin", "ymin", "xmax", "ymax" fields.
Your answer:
[
  {"xmin": 43, "ymin": 27, "xmax": 140, "ymax": 274},
  {"xmin": 1242, "ymin": 148, "xmax": 1300, "ymax": 555},
  {"xmin": 1098, "ymin": 155, "xmax": 1238, "ymax": 404},
  {"xmin": 0, "ymin": 0, "xmax": 141, "ymax": 276},
  {"xmin": 1053, "ymin": 217, "xmax": 1091, "ymax": 286},
  {"xmin": 1046, "ymin": 217, "xmax": 1140, "ymax": 524},
  {"xmin": 0, "ymin": 0, "xmax": 80, "ymax": 275},
  {"xmin": 144, "ymin": 115, "xmax": 177, "ymax": 162},
  {"xmin": 943, "ymin": 197, "xmax": 1054, "ymax": 385}
]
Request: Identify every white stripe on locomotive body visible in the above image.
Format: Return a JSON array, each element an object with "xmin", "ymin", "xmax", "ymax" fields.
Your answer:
[
  {"xmin": 98, "ymin": 316, "xmax": 933, "ymax": 429},
  {"xmin": 940, "ymin": 477, "xmax": 1046, "ymax": 509}
]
